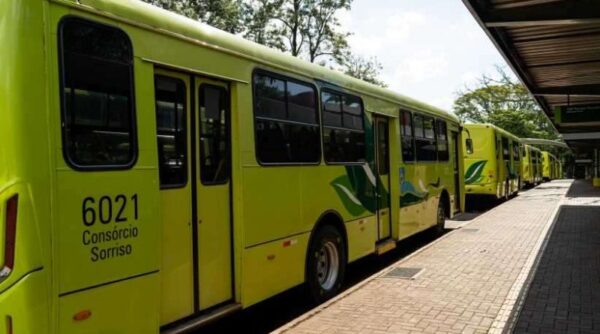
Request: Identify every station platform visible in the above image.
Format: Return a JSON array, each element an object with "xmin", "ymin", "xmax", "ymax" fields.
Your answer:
[{"xmin": 274, "ymin": 180, "xmax": 600, "ymax": 334}]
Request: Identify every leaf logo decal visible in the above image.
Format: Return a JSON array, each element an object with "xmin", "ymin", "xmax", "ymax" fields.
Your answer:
[{"xmin": 465, "ymin": 160, "xmax": 487, "ymax": 184}]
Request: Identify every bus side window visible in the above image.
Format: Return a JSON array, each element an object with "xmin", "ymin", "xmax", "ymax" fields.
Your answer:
[
  {"xmin": 199, "ymin": 85, "xmax": 229, "ymax": 184},
  {"xmin": 502, "ymin": 137, "xmax": 510, "ymax": 161},
  {"xmin": 512, "ymin": 142, "xmax": 520, "ymax": 160},
  {"xmin": 59, "ymin": 18, "xmax": 136, "ymax": 169},
  {"xmin": 253, "ymin": 73, "xmax": 320, "ymax": 164},
  {"xmin": 155, "ymin": 76, "xmax": 187, "ymax": 187},
  {"xmin": 436, "ymin": 119, "xmax": 449, "ymax": 161},
  {"xmin": 414, "ymin": 114, "xmax": 436, "ymax": 161},
  {"xmin": 321, "ymin": 92, "xmax": 366, "ymax": 163},
  {"xmin": 400, "ymin": 110, "xmax": 415, "ymax": 162}
]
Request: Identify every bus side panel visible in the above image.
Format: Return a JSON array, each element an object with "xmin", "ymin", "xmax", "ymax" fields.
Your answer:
[
  {"xmin": 48, "ymin": 7, "xmax": 162, "ymax": 333},
  {"xmin": 0, "ymin": 271, "xmax": 49, "ymax": 334},
  {"xmin": 241, "ymin": 234, "xmax": 309, "ymax": 307},
  {"xmin": 0, "ymin": 0, "xmax": 53, "ymax": 332},
  {"xmin": 58, "ymin": 273, "xmax": 158, "ymax": 334},
  {"xmin": 239, "ymin": 164, "xmax": 378, "ymax": 306},
  {"xmin": 398, "ymin": 164, "xmax": 435, "ymax": 238},
  {"xmin": 345, "ymin": 216, "xmax": 377, "ymax": 261},
  {"xmin": 300, "ymin": 166, "xmax": 377, "ymax": 261}
]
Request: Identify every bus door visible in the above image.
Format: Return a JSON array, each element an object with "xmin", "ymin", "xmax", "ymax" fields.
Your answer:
[
  {"xmin": 156, "ymin": 72, "xmax": 234, "ymax": 324},
  {"xmin": 154, "ymin": 71, "xmax": 194, "ymax": 325},
  {"xmin": 451, "ymin": 131, "xmax": 461, "ymax": 213},
  {"xmin": 194, "ymin": 78, "xmax": 233, "ymax": 310},
  {"xmin": 374, "ymin": 116, "xmax": 391, "ymax": 240}
]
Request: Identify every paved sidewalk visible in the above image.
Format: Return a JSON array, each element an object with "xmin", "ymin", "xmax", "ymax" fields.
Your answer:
[
  {"xmin": 275, "ymin": 181, "xmax": 571, "ymax": 334},
  {"xmin": 513, "ymin": 181, "xmax": 600, "ymax": 334}
]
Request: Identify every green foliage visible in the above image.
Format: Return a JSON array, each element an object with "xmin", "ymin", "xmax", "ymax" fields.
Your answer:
[
  {"xmin": 142, "ymin": 0, "xmax": 387, "ymax": 89},
  {"xmin": 340, "ymin": 55, "xmax": 387, "ymax": 87},
  {"xmin": 245, "ymin": 0, "xmax": 351, "ymax": 64},
  {"xmin": 142, "ymin": 0, "xmax": 244, "ymax": 33},
  {"xmin": 453, "ymin": 66, "xmax": 558, "ymax": 140}
]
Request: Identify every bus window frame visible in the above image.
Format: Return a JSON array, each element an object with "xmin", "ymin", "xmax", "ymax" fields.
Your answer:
[
  {"xmin": 436, "ymin": 119, "xmax": 449, "ymax": 162},
  {"xmin": 320, "ymin": 88, "xmax": 367, "ymax": 166},
  {"xmin": 413, "ymin": 113, "xmax": 437, "ymax": 163},
  {"xmin": 502, "ymin": 137, "xmax": 510, "ymax": 161},
  {"xmin": 154, "ymin": 74, "xmax": 188, "ymax": 189},
  {"xmin": 251, "ymin": 68, "xmax": 321, "ymax": 167},
  {"xmin": 199, "ymin": 83, "xmax": 231, "ymax": 186},
  {"xmin": 400, "ymin": 110, "xmax": 416, "ymax": 164},
  {"xmin": 57, "ymin": 16, "xmax": 139, "ymax": 171}
]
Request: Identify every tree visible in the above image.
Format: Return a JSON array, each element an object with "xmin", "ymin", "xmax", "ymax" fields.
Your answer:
[
  {"xmin": 142, "ymin": 0, "xmax": 387, "ymax": 85},
  {"xmin": 453, "ymin": 66, "xmax": 558, "ymax": 140},
  {"xmin": 241, "ymin": 0, "xmax": 283, "ymax": 49},
  {"xmin": 142, "ymin": 0, "xmax": 244, "ymax": 33},
  {"xmin": 250, "ymin": 0, "xmax": 351, "ymax": 63},
  {"xmin": 341, "ymin": 55, "xmax": 387, "ymax": 87},
  {"xmin": 303, "ymin": 0, "xmax": 352, "ymax": 63}
]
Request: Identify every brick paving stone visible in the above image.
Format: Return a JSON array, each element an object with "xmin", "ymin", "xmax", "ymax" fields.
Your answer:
[{"xmin": 274, "ymin": 181, "xmax": 572, "ymax": 334}]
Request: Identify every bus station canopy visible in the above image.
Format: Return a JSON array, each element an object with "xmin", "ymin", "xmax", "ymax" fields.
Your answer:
[{"xmin": 462, "ymin": 0, "xmax": 600, "ymax": 156}]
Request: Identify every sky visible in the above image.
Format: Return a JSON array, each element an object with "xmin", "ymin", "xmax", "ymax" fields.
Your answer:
[{"xmin": 339, "ymin": 0, "xmax": 511, "ymax": 112}]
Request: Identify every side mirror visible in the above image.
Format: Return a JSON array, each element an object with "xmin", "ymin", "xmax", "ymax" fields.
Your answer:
[{"xmin": 466, "ymin": 138, "xmax": 473, "ymax": 155}]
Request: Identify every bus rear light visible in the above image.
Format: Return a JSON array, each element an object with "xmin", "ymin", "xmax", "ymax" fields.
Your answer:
[{"xmin": 1, "ymin": 195, "xmax": 18, "ymax": 279}]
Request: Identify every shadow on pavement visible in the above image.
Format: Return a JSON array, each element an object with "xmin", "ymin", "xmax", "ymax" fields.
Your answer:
[
  {"xmin": 513, "ymin": 205, "xmax": 600, "ymax": 333},
  {"xmin": 566, "ymin": 179, "xmax": 600, "ymax": 198}
]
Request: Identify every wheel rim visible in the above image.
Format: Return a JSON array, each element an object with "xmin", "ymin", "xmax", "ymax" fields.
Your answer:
[{"xmin": 316, "ymin": 241, "xmax": 339, "ymax": 291}]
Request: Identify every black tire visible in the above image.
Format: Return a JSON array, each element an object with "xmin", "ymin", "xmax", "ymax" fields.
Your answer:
[
  {"xmin": 435, "ymin": 199, "xmax": 446, "ymax": 235},
  {"xmin": 306, "ymin": 225, "xmax": 346, "ymax": 304}
]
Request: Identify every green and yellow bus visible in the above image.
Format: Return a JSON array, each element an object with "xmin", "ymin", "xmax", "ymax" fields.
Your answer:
[
  {"xmin": 0, "ymin": 0, "xmax": 464, "ymax": 333},
  {"xmin": 555, "ymin": 157, "xmax": 563, "ymax": 179},
  {"xmin": 462, "ymin": 124, "xmax": 521, "ymax": 200},
  {"xmin": 521, "ymin": 144, "xmax": 543, "ymax": 187},
  {"xmin": 542, "ymin": 151, "xmax": 561, "ymax": 181}
]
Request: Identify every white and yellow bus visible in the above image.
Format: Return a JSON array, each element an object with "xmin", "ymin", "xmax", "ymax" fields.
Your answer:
[
  {"xmin": 0, "ymin": 0, "xmax": 464, "ymax": 333},
  {"xmin": 462, "ymin": 123, "xmax": 521, "ymax": 200}
]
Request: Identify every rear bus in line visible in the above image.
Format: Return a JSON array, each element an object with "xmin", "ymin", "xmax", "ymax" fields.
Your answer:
[
  {"xmin": 542, "ymin": 151, "xmax": 561, "ymax": 181},
  {"xmin": 462, "ymin": 124, "xmax": 521, "ymax": 200},
  {"xmin": 521, "ymin": 144, "xmax": 543, "ymax": 187},
  {"xmin": 0, "ymin": 0, "xmax": 464, "ymax": 333}
]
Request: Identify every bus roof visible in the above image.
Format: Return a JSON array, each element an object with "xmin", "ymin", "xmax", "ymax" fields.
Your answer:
[
  {"xmin": 57, "ymin": 0, "xmax": 458, "ymax": 122},
  {"xmin": 464, "ymin": 123, "xmax": 520, "ymax": 141}
]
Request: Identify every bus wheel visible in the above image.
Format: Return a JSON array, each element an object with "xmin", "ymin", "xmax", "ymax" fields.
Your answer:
[{"xmin": 306, "ymin": 225, "xmax": 346, "ymax": 304}]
